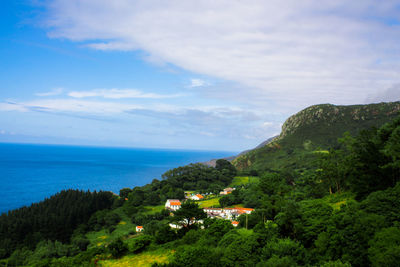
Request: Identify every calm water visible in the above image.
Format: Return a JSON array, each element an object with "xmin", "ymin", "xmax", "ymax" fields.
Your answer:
[{"xmin": 0, "ymin": 143, "xmax": 234, "ymax": 214}]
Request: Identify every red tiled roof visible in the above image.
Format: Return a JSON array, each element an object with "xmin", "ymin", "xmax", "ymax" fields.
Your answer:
[
  {"xmin": 232, "ymin": 221, "xmax": 239, "ymax": 225},
  {"xmin": 195, "ymin": 194, "xmax": 204, "ymax": 199},
  {"xmin": 170, "ymin": 201, "xmax": 181, "ymax": 206},
  {"xmin": 136, "ymin": 226, "xmax": 143, "ymax": 229}
]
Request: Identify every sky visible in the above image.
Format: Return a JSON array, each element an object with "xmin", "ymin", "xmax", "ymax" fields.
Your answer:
[{"xmin": 1, "ymin": 1, "xmax": 400, "ymax": 151}]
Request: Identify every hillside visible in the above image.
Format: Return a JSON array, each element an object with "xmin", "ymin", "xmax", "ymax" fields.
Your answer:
[
  {"xmin": 233, "ymin": 101, "xmax": 400, "ymax": 172},
  {"xmin": 2, "ymin": 102, "xmax": 400, "ymax": 266}
]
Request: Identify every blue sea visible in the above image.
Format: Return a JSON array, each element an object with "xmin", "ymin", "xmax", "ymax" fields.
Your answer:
[{"xmin": 0, "ymin": 143, "xmax": 234, "ymax": 214}]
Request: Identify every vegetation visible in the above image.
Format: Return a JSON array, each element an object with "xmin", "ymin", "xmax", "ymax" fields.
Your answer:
[{"xmin": 1, "ymin": 102, "xmax": 400, "ymax": 266}]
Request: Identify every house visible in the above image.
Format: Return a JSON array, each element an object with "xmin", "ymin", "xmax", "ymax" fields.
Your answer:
[
  {"xmin": 136, "ymin": 226, "xmax": 143, "ymax": 232},
  {"xmin": 203, "ymin": 207, "xmax": 223, "ymax": 218},
  {"xmin": 220, "ymin": 187, "xmax": 235, "ymax": 195},
  {"xmin": 190, "ymin": 194, "xmax": 204, "ymax": 200},
  {"xmin": 165, "ymin": 199, "xmax": 181, "ymax": 211},
  {"xmin": 232, "ymin": 221, "xmax": 239, "ymax": 227}
]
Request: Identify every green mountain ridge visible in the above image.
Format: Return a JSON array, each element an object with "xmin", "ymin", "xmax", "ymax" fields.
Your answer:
[{"xmin": 233, "ymin": 101, "xmax": 400, "ymax": 172}]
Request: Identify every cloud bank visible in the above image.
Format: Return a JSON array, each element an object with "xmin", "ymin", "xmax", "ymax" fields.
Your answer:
[{"xmin": 42, "ymin": 0, "xmax": 400, "ymax": 109}]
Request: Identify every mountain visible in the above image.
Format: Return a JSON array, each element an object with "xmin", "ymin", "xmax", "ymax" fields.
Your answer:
[{"xmin": 233, "ymin": 101, "xmax": 400, "ymax": 172}]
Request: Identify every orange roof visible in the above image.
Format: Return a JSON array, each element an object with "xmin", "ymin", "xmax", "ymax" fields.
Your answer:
[
  {"xmin": 236, "ymin": 207, "xmax": 254, "ymax": 211},
  {"xmin": 195, "ymin": 194, "xmax": 204, "ymax": 199},
  {"xmin": 136, "ymin": 226, "xmax": 143, "ymax": 229},
  {"xmin": 170, "ymin": 201, "xmax": 181, "ymax": 206},
  {"xmin": 232, "ymin": 221, "xmax": 239, "ymax": 225}
]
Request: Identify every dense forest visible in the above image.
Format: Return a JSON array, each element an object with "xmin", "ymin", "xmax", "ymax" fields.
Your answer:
[{"xmin": 1, "ymin": 114, "xmax": 400, "ymax": 266}]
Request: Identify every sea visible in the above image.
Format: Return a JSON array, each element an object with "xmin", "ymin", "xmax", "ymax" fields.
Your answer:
[{"xmin": 0, "ymin": 143, "xmax": 234, "ymax": 214}]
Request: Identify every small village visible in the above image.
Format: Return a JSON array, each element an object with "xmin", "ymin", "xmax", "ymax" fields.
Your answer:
[{"xmin": 164, "ymin": 187, "xmax": 254, "ymax": 229}]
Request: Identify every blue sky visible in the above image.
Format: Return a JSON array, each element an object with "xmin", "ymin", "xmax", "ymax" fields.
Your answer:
[{"xmin": 1, "ymin": 1, "xmax": 400, "ymax": 151}]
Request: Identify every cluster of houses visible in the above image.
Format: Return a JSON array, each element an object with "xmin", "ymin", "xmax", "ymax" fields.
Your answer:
[
  {"xmin": 203, "ymin": 207, "xmax": 254, "ymax": 220},
  {"xmin": 165, "ymin": 196, "xmax": 253, "ymax": 228}
]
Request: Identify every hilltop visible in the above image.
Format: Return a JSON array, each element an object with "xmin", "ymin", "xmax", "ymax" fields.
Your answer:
[{"xmin": 233, "ymin": 101, "xmax": 400, "ymax": 172}]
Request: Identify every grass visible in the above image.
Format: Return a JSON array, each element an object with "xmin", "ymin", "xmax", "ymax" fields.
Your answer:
[
  {"xmin": 142, "ymin": 205, "xmax": 165, "ymax": 215},
  {"xmin": 313, "ymin": 150, "xmax": 329, "ymax": 154},
  {"xmin": 86, "ymin": 207, "xmax": 135, "ymax": 248},
  {"xmin": 197, "ymin": 196, "xmax": 221, "ymax": 208},
  {"xmin": 229, "ymin": 176, "xmax": 260, "ymax": 187},
  {"xmin": 99, "ymin": 249, "xmax": 174, "ymax": 267}
]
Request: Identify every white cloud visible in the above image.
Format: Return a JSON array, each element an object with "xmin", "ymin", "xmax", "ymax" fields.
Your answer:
[
  {"xmin": 68, "ymin": 88, "xmax": 181, "ymax": 99},
  {"xmin": 187, "ymin": 79, "xmax": 209, "ymax": 88},
  {"xmin": 365, "ymin": 84, "xmax": 400, "ymax": 103},
  {"xmin": 41, "ymin": 0, "xmax": 400, "ymax": 110},
  {"xmin": 262, "ymin": 122, "xmax": 274, "ymax": 127},
  {"xmin": 35, "ymin": 88, "xmax": 64, "ymax": 96}
]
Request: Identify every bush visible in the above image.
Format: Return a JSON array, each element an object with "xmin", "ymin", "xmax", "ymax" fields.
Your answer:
[
  {"xmin": 128, "ymin": 235, "xmax": 153, "ymax": 253},
  {"xmin": 108, "ymin": 238, "xmax": 127, "ymax": 258}
]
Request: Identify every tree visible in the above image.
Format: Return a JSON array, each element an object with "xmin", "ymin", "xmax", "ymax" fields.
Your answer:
[
  {"xmin": 155, "ymin": 225, "xmax": 177, "ymax": 244},
  {"xmin": 171, "ymin": 246, "xmax": 221, "ymax": 267},
  {"xmin": 215, "ymin": 159, "xmax": 237, "ymax": 178},
  {"xmin": 171, "ymin": 201, "xmax": 206, "ymax": 229},
  {"xmin": 368, "ymin": 227, "xmax": 400, "ymax": 267},
  {"xmin": 119, "ymin": 188, "xmax": 132, "ymax": 199},
  {"xmin": 108, "ymin": 238, "xmax": 127, "ymax": 258},
  {"xmin": 318, "ymin": 149, "xmax": 347, "ymax": 194},
  {"xmin": 261, "ymin": 238, "xmax": 307, "ymax": 266}
]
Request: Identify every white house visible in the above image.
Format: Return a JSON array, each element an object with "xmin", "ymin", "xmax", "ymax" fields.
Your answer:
[
  {"xmin": 190, "ymin": 194, "xmax": 204, "ymax": 201},
  {"xmin": 136, "ymin": 226, "xmax": 144, "ymax": 232},
  {"xmin": 165, "ymin": 199, "xmax": 182, "ymax": 211}
]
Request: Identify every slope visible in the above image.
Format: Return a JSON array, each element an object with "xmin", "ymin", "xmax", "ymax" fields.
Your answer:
[{"xmin": 233, "ymin": 101, "xmax": 400, "ymax": 172}]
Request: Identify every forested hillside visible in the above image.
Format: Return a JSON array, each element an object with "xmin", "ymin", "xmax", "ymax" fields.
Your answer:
[{"xmin": 1, "ymin": 102, "xmax": 400, "ymax": 266}]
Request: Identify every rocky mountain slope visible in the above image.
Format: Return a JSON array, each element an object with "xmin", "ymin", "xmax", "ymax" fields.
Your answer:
[{"xmin": 233, "ymin": 101, "xmax": 400, "ymax": 172}]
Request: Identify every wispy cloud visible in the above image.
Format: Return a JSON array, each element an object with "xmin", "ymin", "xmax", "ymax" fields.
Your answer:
[
  {"xmin": 0, "ymin": 99, "xmax": 141, "ymax": 114},
  {"xmin": 41, "ymin": 0, "xmax": 400, "ymax": 109},
  {"xmin": 68, "ymin": 88, "xmax": 181, "ymax": 99},
  {"xmin": 187, "ymin": 79, "xmax": 209, "ymax": 88},
  {"xmin": 35, "ymin": 88, "xmax": 64, "ymax": 96},
  {"xmin": 0, "ymin": 97, "xmax": 275, "ymax": 140}
]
